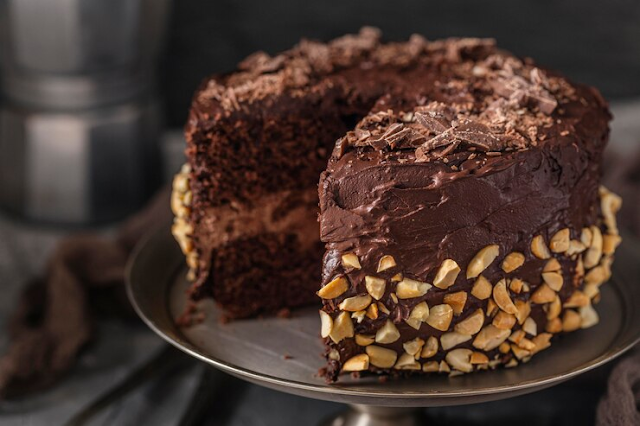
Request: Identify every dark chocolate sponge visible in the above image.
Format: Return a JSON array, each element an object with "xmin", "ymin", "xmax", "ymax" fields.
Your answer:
[{"xmin": 175, "ymin": 28, "xmax": 507, "ymax": 318}]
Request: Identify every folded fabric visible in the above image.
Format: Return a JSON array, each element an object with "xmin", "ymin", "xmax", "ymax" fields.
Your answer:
[
  {"xmin": 0, "ymin": 189, "xmax": 170, "ymax": 399},
  {"xmin": 592, "ymin": 146, "xmax": 640, "ymax": 425},
  {"xmin": 597, "ymin": 346, "xmax": 640, "ymax": 426}
]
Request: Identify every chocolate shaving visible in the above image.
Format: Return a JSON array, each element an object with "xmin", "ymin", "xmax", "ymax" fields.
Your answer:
[
  {"xmin": 533, "ymin": 93, "xmax": 559, "ymax": 115},
  {"xmin": 238, "ymin": 51, "xmax": 286, "ymax": 74},
  {"xmin": 418, "ymin": 128, "xmax": 457, "ymax": 151},
  {"xmin": 453, "ymin": 120, "xmax": 506, "ymax": 151},
  {"xmin": 298, "ymin": 40, "xmax": 333, "ymax": 74},
  {"xmin": 414, "ymin": 111, "xmax": 450, "ymax": 134},
  {"xmin": 330, "ymin": 26, "xmax": 381, "ymax": 66},
  {"xmin": 530, "ymin": 68, "xmax": 551, "ymax": 89},
  {"xmin": 416, "ymin": 117, "xmax": 507, "ymax": 157},
  {"xmin": 398, "ymin": 132, "xmax": 429, "ymax": 149},
  {"xmin": 363, "ymin": 123, "xmax": 413, "ymax": 150},
  {"xmin": 381, "ymin": 125, "xmax": 413, "ymax": 146},
  {"xmin": 445, "ymin": 38, "xmax": 497, "ymax": 62},
  {"xmin": 490, "ymin": 67, "xmax": 558, "ymax": 115},
  {"xmin": 354, "ymin": 95, "xmax": 538, "ymax": 160}
]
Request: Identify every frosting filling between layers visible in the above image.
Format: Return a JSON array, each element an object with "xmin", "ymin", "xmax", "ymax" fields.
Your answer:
[{"xmin": 177, "ymin": 182, "xmax": 320, "ymax": 298}]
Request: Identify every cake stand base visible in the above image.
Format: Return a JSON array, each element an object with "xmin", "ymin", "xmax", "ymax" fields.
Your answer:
[
  {"xmin": 320, "ymin": 405, "xmax": 425, "ymax": 426},
  {"xmin": 127, "ymin": 228, "xmax": 640, "ymax": 417}
]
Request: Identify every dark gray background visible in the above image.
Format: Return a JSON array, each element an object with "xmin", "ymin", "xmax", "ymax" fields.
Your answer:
[
  {"xmin": 0, "ymin": 3, "xmax": 638, "ymax": 423},
  {"xmin": 160, "ymin": 0, "xmax": 640, "ymax": 127}
]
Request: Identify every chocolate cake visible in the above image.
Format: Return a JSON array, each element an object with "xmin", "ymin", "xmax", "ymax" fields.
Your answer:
[{"xmin": 171, "ymin": 28, "xmax": 621, "ymax": 379}]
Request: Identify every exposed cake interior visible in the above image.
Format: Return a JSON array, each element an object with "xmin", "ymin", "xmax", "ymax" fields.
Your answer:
[{"xmin": 175, "ymin": 29, "xmax": 510, "ymax": 318}]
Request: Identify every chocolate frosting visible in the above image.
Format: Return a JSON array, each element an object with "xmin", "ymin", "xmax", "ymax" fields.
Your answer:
[
  {"xmin": 320, "ymin": 64, "xmax": 610, "ymax": 281},
  {"xmin": 311, "ymin": 30, "xmax": 613, "ymax": 380},
  {"xmin": 318, "ymin": 63, "xmax": 611, "ymax": 379}
]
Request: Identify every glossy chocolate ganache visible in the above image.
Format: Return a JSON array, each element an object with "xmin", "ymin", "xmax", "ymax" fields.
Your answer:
[
  {"xmin": 317, "ymin": 45, "xmax": 621, "ymax": 380},
  {"xmin": 170, "ymin": 28, "xmax": 621, "ymax": 380}
]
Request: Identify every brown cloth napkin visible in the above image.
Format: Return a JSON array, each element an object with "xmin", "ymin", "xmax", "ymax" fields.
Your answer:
[
  {"xmin": 0, "ymin": 189, "xmax": 171, "ymax": 399},
  {"xmin": 596, "ymin": 148, "xmax": 640, "ymax": 425},
  {"xmin": 597, "ymin": 346, "xmax": 640, "ymax": 426}
]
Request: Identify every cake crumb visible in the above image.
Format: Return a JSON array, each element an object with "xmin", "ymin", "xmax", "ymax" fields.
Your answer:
[
  {"xmin": 176, "ymin": 301, "xmax": 202, "ymax": 327},
  {"xmin": 277, "ymin": 308, "xmax": 292, "ymax": 318}
]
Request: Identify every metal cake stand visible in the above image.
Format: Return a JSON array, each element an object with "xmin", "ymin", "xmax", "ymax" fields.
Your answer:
[{"xmin": 126, "ymin": 228, "xmax": 640, "ymax": 426}]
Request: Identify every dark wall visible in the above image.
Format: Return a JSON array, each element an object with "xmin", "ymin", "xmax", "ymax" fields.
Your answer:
[{"xmin": 161, "ymin": 0, "xmax": 640, "ymax": 127}]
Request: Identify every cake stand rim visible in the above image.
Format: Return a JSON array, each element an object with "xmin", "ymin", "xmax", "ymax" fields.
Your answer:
[{"xmin": 126, "ymin": 226, "xmax": 640, "ymax": 407}]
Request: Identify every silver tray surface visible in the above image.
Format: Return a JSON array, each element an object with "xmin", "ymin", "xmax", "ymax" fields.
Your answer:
[{"xmin": 127, "ymin": 228, "xmax": 640, "ymax": 407}]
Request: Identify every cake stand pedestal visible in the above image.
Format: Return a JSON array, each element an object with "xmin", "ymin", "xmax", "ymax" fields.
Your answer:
[
  {"xmin": 126, "ymin": 228, "xmax": 640, "ymax": 425},
  {"xmin": 319, "ymin": 406, "xmax": 426, "ymax": 426}
]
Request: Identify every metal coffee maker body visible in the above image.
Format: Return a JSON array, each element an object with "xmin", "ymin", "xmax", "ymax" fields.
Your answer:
[{"xmin": 0, "ymin": 0, "xmax": 169, "ymax": 224}]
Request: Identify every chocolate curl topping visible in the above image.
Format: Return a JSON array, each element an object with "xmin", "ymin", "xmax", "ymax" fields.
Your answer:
[
  {"xmin": 347, "ymin": 97, "xmax": 534, "ymax": 160},
  {"xmin": 414, "ymin": 111, "xmax": 451, "ymax": 134},
  {"xmin": 490, "ymin": 67, "xmax": 558, "ymax": 115}
]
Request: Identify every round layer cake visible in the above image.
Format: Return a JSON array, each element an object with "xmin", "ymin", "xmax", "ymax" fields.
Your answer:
[{"xmin": 171, "ymin": 28, "xmax": 621, "ymax": 379}]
